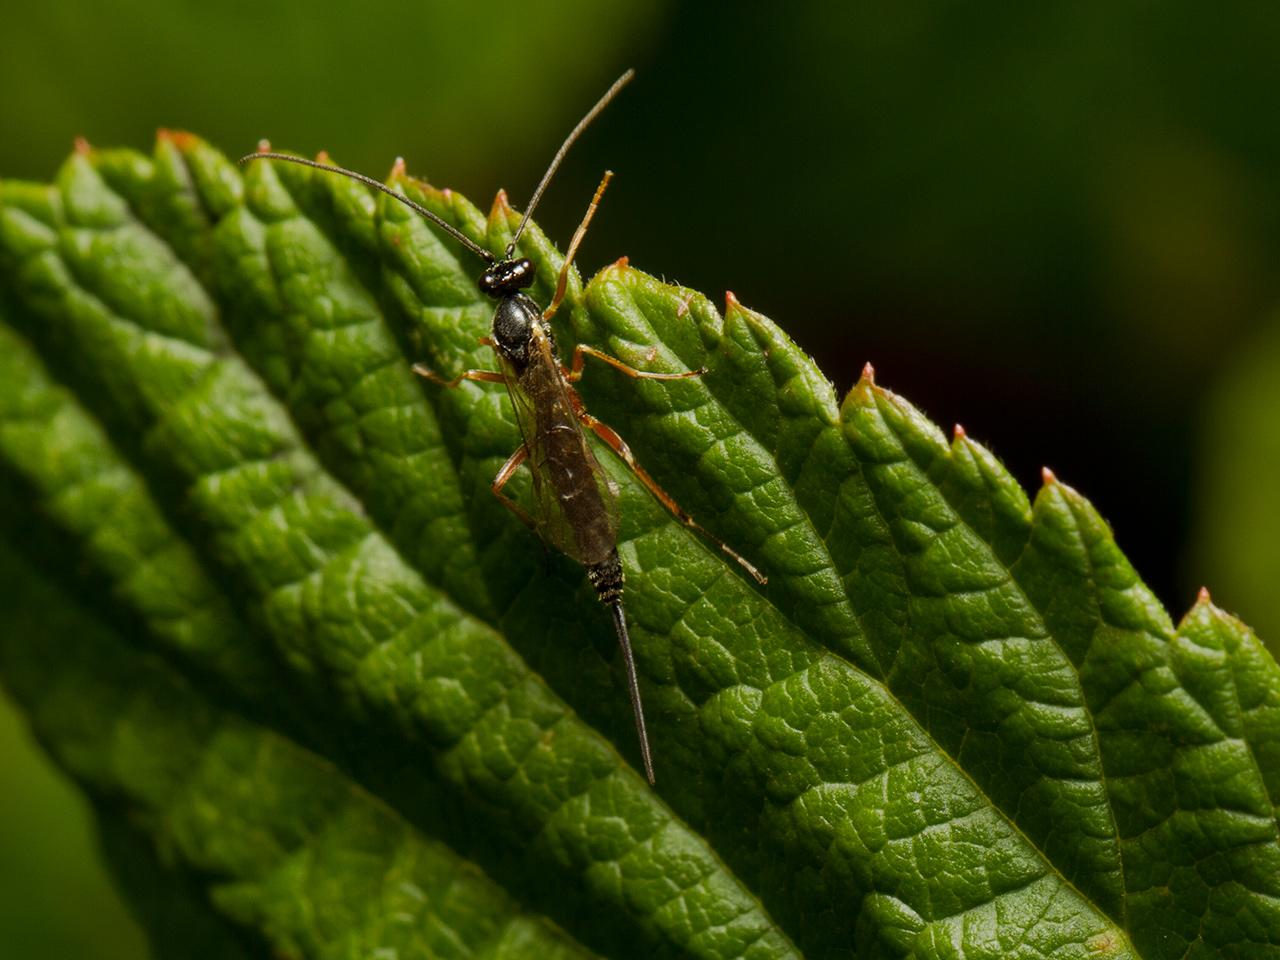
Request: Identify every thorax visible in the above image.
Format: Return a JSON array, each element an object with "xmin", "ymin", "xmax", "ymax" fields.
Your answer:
[{"xmin": 491, "ymin": 293, "xmax": 555, "ymax": 373}]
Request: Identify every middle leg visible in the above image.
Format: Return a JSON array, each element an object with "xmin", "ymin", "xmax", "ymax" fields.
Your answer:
[
  {"xmin": 564, "ymin": 344, "xmax": 705, "ymax": 383},
  {"xmin": 490, "ymin": 444, "xmax": 536, "ymax": 532}
]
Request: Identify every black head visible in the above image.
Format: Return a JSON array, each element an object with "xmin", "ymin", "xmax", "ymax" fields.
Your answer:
[{"xmin": 478, "ymin": 258, "xmax": 535, "ymax": 298}]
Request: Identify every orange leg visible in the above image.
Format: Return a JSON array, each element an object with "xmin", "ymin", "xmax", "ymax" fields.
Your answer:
[
  {"xmin": 413, "ymin": 364, "xmax": 504, "ymax": 388},
  {"xmin": 563, "ymin": 344, "xmax": 706, "ymax": 383},
  {"xmin": 543, "ymin": 170, "xmax": 613, "ymax": 322},
  {"xmin": 490, "ymin": 444, "xmax": 536, "ymax": 532},
  {"xmin": 578, "ymin": 413, "xmax": 767, "ymax": 585}
]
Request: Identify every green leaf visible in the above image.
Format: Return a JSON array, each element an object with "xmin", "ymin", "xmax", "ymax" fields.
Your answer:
[
  {"xmin": 0, "ymin": 540, "xmax": 594, "ymax": 960},
  {"xmin": 0, "ymin": 135, "xmax": 1277, "ymax": 959}
]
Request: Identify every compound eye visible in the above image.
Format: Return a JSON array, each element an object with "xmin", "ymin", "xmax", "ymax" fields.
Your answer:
[
  {"xmin": 478, "ymin": 270, "xmax": 498, "ymax": 295},
  {"xmin": 514, "ymin": 258, "xmax": 535, "ymax": 288}
]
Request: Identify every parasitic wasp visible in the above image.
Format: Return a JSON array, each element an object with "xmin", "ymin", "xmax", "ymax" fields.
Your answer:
[{"xmin": 241, "ymin": 69, "xmax": 766, "ymax": 784}]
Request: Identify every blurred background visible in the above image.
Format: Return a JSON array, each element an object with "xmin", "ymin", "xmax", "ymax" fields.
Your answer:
[{"xmin": 3, "ymin": 2, "xmax": 1279, "ymax": 954}]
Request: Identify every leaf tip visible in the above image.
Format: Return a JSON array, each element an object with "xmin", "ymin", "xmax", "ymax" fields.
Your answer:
[
  {"xmin": 390, "ymin": 156, "xmax": 406, "ymax": 179},
  {"xmin": 953, "ymin": 423, "xmax": 966, "ymax": 440},
  {"xmin": 156, "ymin": 128, "xmax": 197, "ymax": 150},
  {"xmin": 1197, "ymin": 585, "xmax": 1212, "ymax": 604},
  {"xmin": 255, "ymin": 138, "xmax": 272, "ymax": 154},
  {"xmin": 1041, "ymin": 466, "xmax": 1057, "ymax": 485},
  {"xmin": 612, "ymin": 255, "xmax": 631, "ymax": 270},
  {"xmin": 725, "ymin": 289, "xmax": 740, "ymax": 312},
  {"xmin": 73, "ymin": 136, "xmax": 92, "ymax": 156},
  {"xmin": 860, "ymin": 361, "xmax": 876, "ymax": 386},
  {"xmin": 1085, "ymin": 931, "xmax": 1126, "ymax": 956},
  {"xmin": 491, "ymin": 189, "xmax": 512, "ymax": 218}
]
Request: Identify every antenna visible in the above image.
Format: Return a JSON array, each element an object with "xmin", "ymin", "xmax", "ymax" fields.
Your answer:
[
  {"xmin": 506, "ymin": 68, "xmax": 635, "ymax": 258},
  {"xmin": 238, "ymin": 151, "xmax": 495, "ymax": 263}
]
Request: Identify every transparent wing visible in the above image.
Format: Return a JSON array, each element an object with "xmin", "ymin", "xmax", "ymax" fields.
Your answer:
[{"xmin": 498, "ymin": 328, "xmax": 619, "ymax": 566}]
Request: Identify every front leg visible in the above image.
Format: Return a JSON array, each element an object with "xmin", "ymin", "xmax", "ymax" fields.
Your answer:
[{"xmin": 413, "ymin": 364, "xmax": 505, "ymax": 388}]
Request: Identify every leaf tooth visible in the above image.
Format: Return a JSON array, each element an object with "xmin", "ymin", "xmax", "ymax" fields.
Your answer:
[
  {"xmin": 489, "ymin": 186, "xmax": 512, "ymax": 220},
  {"xmin": 838, "ymin": 362, "xmax": 875, "ymax": 408},
  {"xmin": 152, "ymin": 132, "xmax": 243, "ymax": 227},
  {"xmin": 719, "ymin": 292, "xmax": 838, "ymax": 421},
  {"xmin": 1175, "ymin": 582, "xmax": 1251, "ymax": 638},
  {"xmin": 155, "ymin": 128, "xmax": 197, "ymax": 151},
  {"xmin": 58, "ymin": 150, "xmax": 132, "ymax": 228},
  {"xmin": 942, "ymin": 427, "xmax": 1034, "ymax": 566},
  {"xmin": 862, "ymin": 378, "xmax": 951, "ymax": 455},
  {"xmin": 238, "ymin": 150, "xmax": 303, "ymax": 222}
]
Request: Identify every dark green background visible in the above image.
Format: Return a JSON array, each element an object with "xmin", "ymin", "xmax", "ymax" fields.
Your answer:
[{"xmin": 3, "ymin": 2, "xmax": 1279, "ymax": 955}]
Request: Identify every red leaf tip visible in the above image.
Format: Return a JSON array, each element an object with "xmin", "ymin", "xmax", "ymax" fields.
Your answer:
[
  {"xmin": 488, "ymin": 189, "xmax": 513, "ymax": 224},
  {"xmin": 315, "ymin": 149, "xmax": 331, "ymax": 164},
  {"xmin": 73, "ymin": 136, "xmax": 91, "ymax": 155},
  {"xmin": 256, "ymin": 139, "xmax": 272, "ymax": 154},
  {"xmin": 158, "ymin": 129, "xmax": 196, "ymax": 149},
  {"xmin": 953, "ymin": 423, "xmax": 966, "ymax": 440},
  {"xmin": 613, "ymin": 255, "xmax": 631, "ymax": 269},
  {"xmin": 1041, "ymin": 466, "xmax": 1057, "ymax": 485},
  {"xmin": 725, "ymin": 290, "xmax": 740, "ymax": 311},
  {"xmin": 861, "ymin": 362, "xmax": 876, "ymax": 385},
  {"xmin": 1197, "ymin": 586, "xmax": 1212, "ymax": 604},
  {"xmin": 390, "ymin": 156, "xmax": 406, "ymax": 178}
]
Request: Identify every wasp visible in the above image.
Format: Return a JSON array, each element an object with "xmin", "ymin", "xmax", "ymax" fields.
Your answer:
[{"xmin": 243, "ymin": 70, "xmax": 765, "ymax": 784}]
